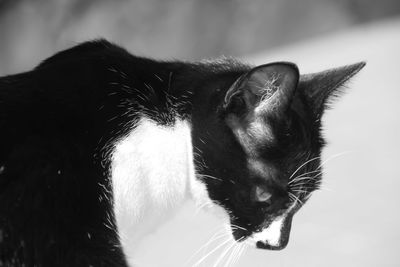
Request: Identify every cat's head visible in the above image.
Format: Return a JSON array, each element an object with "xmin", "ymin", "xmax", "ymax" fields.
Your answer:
[{"xmin": 191, "ymin": 61, "xmax": 365, "ymax": 250}]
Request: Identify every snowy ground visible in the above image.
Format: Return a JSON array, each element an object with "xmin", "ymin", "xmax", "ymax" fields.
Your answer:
[{"xmin": 133, "ymin": 17, "xmax": 400, "ymax": 267}]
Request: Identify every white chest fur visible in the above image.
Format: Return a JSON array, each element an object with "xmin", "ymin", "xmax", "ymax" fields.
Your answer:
[{"xmin": 110, "ymin": 117, "xmax": 198, "ymax": 264}]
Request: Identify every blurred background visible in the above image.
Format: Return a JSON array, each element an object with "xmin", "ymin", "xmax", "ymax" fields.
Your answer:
[
  {"xmin": 0, "ymin": 0, "xmax": 400, "ymax": 73},
  {"xmin": 1, "ymin": 0, "xmax": 399, "ymax": 266}
]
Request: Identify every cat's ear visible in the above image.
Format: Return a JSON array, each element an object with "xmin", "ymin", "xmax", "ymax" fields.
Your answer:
[
  {"xmin": 299, "ymin": 62, "xmax": 366, "ymax": 118},
  {"xmin": 223, "ymin": 62, "xmax": 299, "ymax": 117}
]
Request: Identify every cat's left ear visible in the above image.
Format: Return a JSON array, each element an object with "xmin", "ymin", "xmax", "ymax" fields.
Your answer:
[
  {"xmin": 299, "ymin": 62, "xmax": 366, "ymax": 118},
  {"xmin": 223, "ymin": 62, "xmax": 299, "ymax": 117}
]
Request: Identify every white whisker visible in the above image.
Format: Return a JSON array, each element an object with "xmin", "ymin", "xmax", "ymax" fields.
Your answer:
[
  {"xmin": 318, "ymin": 185, "xmax": 334, "ymax": 192},
  {"xmin": 289, "ymin": 192, "xmax": 303, "ymax": 205},
  {"xmin": 288, "ymin": 151, "xmax": 352, "ymax": 185},
  {"xmin": 230, "ymin": 224, "xmax": 246, "ymax": 231},
  {"xmin": 317, "ymin": 151, "xmax": 354, "ymax": 170},
  {"xmin": 185, "ymin": 228, "xmax": 228, "ymax": 265},
  {"xmin": 288, "ymin": 175, "xmax": 320, "ymax": 186},
  {"xmin": 192, "ymin": 201, "xmax": 211, "ymax": 217},
  {"xmin": 199, "ymin": 174, "xmax": 223, "ymax": 182},
  {"xmin": 289, "ymin": 183, "xmax": 317, "ymax": 191},
  {"xmin": 223, "ymin": 243, "xmax": 240, "ymax": 267},
  {"xmin": 291, "ymin": 189, "xmax": 310, "ymax": 194},
  {"xmin": 232, "ymin": 244, "xmax": 246, "ymax": 267},
  {"xmin": 233, "ymin": 243, "xmax": 246, "ymax": 267},
  {"xmin": 193, "ymin": 237, "xmax": 232, "ymax": 267},
  {"xmin": 289, "ymin": 170, "xmax": 323, "ymax": 185},
  {"xmin": 213, "ymin": 239, "xmax": 238, "ymax": 267},
  {"xmin": 289, "ymin": 156, "xmax": 321, "ymax": 180}
]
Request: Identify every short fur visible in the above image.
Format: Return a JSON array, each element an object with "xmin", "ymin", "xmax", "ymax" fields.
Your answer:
[{"xmin": 0, "ymin": 39, "xmax": 365, "ymax": 266}]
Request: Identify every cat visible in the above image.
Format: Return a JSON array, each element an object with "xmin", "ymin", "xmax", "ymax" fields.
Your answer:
[{"xmin": 0, "ymin": 39, "xmax": 365, "ymax": 266}]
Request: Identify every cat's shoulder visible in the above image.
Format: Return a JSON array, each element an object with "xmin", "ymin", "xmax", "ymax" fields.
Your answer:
[{"xmin": 36, "ymin": 39, "xmax": 133, "ymax": 69}]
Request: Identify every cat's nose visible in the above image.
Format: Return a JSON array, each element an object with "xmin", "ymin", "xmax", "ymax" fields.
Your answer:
[{"xmin": 254, "ymin": 185, "xmax": 272, "ymax": 203}]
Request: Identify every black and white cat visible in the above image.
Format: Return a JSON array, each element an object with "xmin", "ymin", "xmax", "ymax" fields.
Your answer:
[{"xmin": 0, "ymin": 40, "xmax": 365, "ymax": 266}]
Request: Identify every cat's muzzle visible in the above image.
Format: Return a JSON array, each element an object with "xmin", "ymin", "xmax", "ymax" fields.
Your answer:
[{"xmin": 250, "ymin": 215, "xmax": 292, "ymax": 251}]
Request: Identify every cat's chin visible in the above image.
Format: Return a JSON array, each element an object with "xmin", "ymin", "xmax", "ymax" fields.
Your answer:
[
  {"xmin": 243, "ymin": 234, "xmax": 290, "ymax": 251},
  {"xmin": 234, "ymin": 214, "xmax": 293, "ymax": 251},
  {"xmin": 255, "ymin": 241, "xmax": 288, "ymax": 251}
]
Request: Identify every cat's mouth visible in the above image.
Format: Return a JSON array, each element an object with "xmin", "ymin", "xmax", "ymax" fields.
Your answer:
[
  {"xmin": 232, "ymin": 215, "xmax": 293, "ymax": 251},
  {"xmin": 255, "ymin": 240, "xmax": 289, "ymax": 250}
]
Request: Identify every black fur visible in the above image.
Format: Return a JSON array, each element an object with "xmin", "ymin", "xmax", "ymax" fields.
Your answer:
[{"xmin": 0, "ymin": 39, "xmax": 365, "ymax": 265}]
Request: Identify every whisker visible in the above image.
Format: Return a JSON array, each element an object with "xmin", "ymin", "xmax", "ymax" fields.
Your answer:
[
  {"xmin": 189, "ymin": 234, "xmax": 228, "ymax": 264},
  {"xmin": 288, "ymin": 175, "xmax": 320, "ymax": 186},
  {"xmin": 225, "ymin": 246, "xmax": 237, "ymax": 267},
  {"xmin": 193, "ymin": 237, "xmax": 232, "ymax": 267},
  {"xmin": 199, "ymin": 174, "xmax": 223, "ymax": 182},
  {"xmin": 223, "ymin": 243, "xmax": 239, "ymax": 267},
  {"xmin": 231, "ymin": 244, "xmax": 245, "ymax": 267},
  {"xmin": 300, "ymin": 169, "xmax": 323, "ymax": 177},
  {"xmin": 289, "ymin": 151, "xmax": 353, "ymax": 188},
  {"xmin": 289, "ymin": 156, "xmax": 321, "ymax": 180},
  {"xmin": 213, "ymin": 238, "xmax": 240, "ymax": 267},
  {"xmin": 317, "ymin": 151, "xmax": 354, "ymax": 170},
  {"xmin": 288, "ymin": 195, "xmax": 297, "ymax": 204},
  {"xmin": 185, "ymin": 228, "xmax": 228, "ymax": 265},
  {"xmin": 289, "ymin": 175, "xmax": 323, "ymax": 190},
  {"xmin": 290, "ymin": 189, "xmax": 310, "ymax": 194},
  {"xmin": 289, "ymin": 192, "xmax": 303, "ymax": 205},
  {"xmin": 226, "ymin": 238, "xmax": 245, "ymax": 267},
  {"xmin": 289, "ymin": 184, "xmax": 317, "ymax": 191},
  {"xmin": 193, "ymin": 201, "xmax": 211, "ymax": 217},
  {"xmin": 230, "ymin": 224, "xmax": 246, "ymax": 231},
  {"xmin": 318, "ymin": 184, "xmax": 335, "ymax": 192},
  {"xmin": 238, "ymin": 244, "xmax": 247, "ymax": 265},
  {"xmin": 289, "ymin": 170, "xmax": 323, "ymax": 185}
]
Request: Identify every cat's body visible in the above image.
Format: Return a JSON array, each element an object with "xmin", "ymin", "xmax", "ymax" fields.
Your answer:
[{"xmin": 0, "ymin": 40, "xmax": 364, "ymax": 266}]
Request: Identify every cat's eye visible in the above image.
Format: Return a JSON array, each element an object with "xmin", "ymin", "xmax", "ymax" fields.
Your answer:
[
  {"xmin": 255, "ymin": 186, "xmax": 272, "ymax": 204},
  {"xmin": 226, "ymin": 93, "xmax": 246, "ymax": 114}
]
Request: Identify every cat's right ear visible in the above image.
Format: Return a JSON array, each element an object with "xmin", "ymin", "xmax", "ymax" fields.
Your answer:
[
  {"xmin": 223, "ymin": 62, "xmax": 299, "ymax": 118},
  {"xmin": 299, "ymin": 62, "xmax": 366, "ymax": 118}
]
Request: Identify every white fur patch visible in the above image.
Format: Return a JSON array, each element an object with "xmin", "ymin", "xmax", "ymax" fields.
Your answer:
[
  {"xmin": 111, "ymin": 117, "xmax": 197, "ymax": 265},
  {"xmin": 252, "ymin": 216, "xmax": 285, "ymax": 247},
  {"xmin": 226, "ymin": 115, "xmax": 274, "ymax": 157},
  {"xmin": 248, "ymin": 202, "xmax": 296, "ymax": 247}
]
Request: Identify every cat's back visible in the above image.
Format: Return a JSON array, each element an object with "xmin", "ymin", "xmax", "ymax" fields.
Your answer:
[
  {"xmin": 0, "ymin": 44, "xmax": 101, "ymax": 175},
  {"xmin": 0, "ymin": 40, "xmax": 139, "ymax": 152},
  {"xmin": 0, "ymin": 39, "xmax": 208, "ymax": 266},
  {"xmin": 0, "ymin": 40, "xmax": 143, "ymax": 267}
]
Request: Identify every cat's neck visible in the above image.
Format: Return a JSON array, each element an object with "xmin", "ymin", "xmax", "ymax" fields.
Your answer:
[
  {"xmin": 105, "ymin": 61, "xmax": 241, "ymax": 262},
  {"xmin": 110, "ymin": 116, "xmax": 206, "ymax": 262}
]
